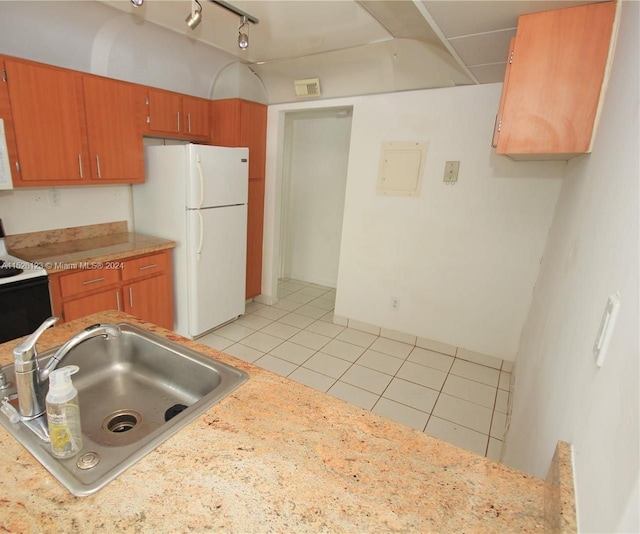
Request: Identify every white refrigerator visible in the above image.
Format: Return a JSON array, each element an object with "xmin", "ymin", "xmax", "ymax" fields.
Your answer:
[{"xmin": 133, "ymin": 143, "xmax": 248, "ymax": 338}]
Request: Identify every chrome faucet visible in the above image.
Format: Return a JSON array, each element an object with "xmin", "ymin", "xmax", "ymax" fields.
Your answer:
[{"xmin": 13, "ymin": 317, "xmax": 121, "ymax": 420}]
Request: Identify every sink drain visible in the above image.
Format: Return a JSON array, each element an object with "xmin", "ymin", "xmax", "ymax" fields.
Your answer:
[{"xmin": 102, "ymin": 410, "xmax": 142, "ymax": 434}]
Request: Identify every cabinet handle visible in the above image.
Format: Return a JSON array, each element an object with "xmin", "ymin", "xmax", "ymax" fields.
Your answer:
[
  {"xmin": 187, "ymin": 113, "xmax": 192, "ymax": 133},
  {"xmin": 78, "ymin": 154, "xmax": 84, "ymax": 178},
  {"xmin": 129, "ymin": 287, "xmax": 134, "ymax": 308},
  {"xmin": 177, "ymin": 111, "xmax": 181, "ymax": 132},
  {"xmin": 82, "ymin": 276, "xmax": 105, "ymax": 285},
  {"xmin": 115, "ymin": 291, "xmax": 121, "ymax": 311},
  {"xmin": 138, "ymin": 263, "xmax": 157, "ymax": 271},
  {"xmin": 96, "ymin": 155, "xmax": 102, "ymax": 179}
]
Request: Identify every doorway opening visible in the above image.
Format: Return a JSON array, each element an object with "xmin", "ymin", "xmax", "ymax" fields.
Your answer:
[{"xmin": 279, "ymin": 107, "xmax": 353, "ymax": 288}]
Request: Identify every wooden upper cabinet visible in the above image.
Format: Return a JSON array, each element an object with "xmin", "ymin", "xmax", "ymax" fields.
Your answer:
[
  {"xmin": 146, "ymin": 88, "xmax": 183, "ymax": 135},
  {"xmin": 3, "ymin": 57, "xmax": 89, "ymax": 185},
  {"xmin": 493, "ymin": 1, "xmax": 617, "ymax": 159},
  {"xmin": 0, "ymin": 60, "xmax": 19, "ymax": 185},
  {"xmin": 211, "ymin": 99, "xmax": 267, "ymax": 180},
  {"xmin": 83, "ymin": 75, "xmax": 144, "ymax": 183},
  {"xmin": 211, "ymin": 98, "xmax": 242, "ymax": 146},
  {"xmin": 182, "ymin": 95, "xmax": 211, "ymax": 139},
  {"xmin": 144, "ymin": 87, "xmax": 211, "ymax": 141}
]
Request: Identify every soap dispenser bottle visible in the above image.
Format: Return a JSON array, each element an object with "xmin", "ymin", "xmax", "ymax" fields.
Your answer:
[{"xmin": 46, "ymin": 365, "xmax": 83, "ymax": 458}]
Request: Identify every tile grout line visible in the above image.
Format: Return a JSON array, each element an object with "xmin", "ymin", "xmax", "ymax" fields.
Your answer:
[{"xmin": 220, "ymin": 279, "xmax": 508, "ymax": 460}]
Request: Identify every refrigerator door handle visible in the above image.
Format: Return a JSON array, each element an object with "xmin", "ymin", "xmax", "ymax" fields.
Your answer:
[
  {"xmin": 196, "ymin": 209, "xmax": 204, "ymax": 261},
  {"xmin": 196, "ymin": 153, "xmax": 205, "ymax": 208}
]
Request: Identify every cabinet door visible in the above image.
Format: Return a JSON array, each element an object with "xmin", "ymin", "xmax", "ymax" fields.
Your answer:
[
  {"xmin": 63, "ymin": 289, "xmax": 122, "ymax": 323},
  {"xmin": 147, "ymin": 88, "xmax": 182, "ymax": 135},
  {"xmin": 83, "ymin": 75, "xmax": 144, "ymax": 183},
  {"xmin": 123, "ymin": 274, "xmax": 173, "ymax": 330},
  {"xmin": 4, "ymin": 58, "xmax": 89, "ymax": 185},
  {"xmin": 182, "ymin": 95, "xmax": 210, "ymax": 139},
  {"xmin": 0, "ymin": 60, "xmax": 19, "ymax": 185},
  {"xmin": 246, "ymin": 179, "xmax": 265, "ymax": 299},
  {"xmin": 240, "ymin": 101, "xmax": 267, "ymax": 181},
  {"xmin": 496, "ymin": 2, "xmax": 616, "ymax": 157},
  {"xmin": 210, "ymin": 99, "xmax": 242, "ymax": 146}
]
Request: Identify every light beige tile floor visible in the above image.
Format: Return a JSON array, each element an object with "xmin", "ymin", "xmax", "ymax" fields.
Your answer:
[{"xmin": 199, "ymin": 279, "xmax": 512, "ymax": 461}]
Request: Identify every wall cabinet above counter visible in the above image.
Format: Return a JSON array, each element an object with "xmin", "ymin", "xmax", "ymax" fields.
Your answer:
[
  {"xmin": 492, "ymin": 1, "xmax": 618, "ymax": 160},
  {"xmin": 0, "ymin": 54, "xmax": 239, "ymax": 187},
  {"xmin": 1, "ymin": 56, "xmax": 145, "ymax": 186},
  {"xmin": 140, "ymin": 87, "xmax": 211, "ymax": 142}
]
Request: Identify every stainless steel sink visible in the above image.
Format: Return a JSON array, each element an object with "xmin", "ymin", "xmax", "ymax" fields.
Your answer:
[{"xmin": 0, "ymin": 323, "xmax": 248, "ymax": 496}]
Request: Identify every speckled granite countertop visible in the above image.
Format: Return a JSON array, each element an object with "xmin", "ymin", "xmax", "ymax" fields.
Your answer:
[
  {"xmin": 0, "ymin": 311, "xmax": 551, "ymax": 533},
  {"xmin": 6, "ymin": 222, "xmax": 175, "ymax": 274}
]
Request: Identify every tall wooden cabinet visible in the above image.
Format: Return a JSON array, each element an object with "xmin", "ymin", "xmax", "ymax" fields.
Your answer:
[
  {"xmin": 492, "ymin": 1, "xmax": 617, "ymax": 159},
  {"xmin": 211, "ymin": 98, "xmax": 267, "ymax": 299}
]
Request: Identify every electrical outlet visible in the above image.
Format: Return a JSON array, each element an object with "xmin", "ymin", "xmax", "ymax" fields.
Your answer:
[
  {"xmin": 443, "ymin": 161, "xmax": 460, "ymax": 183},
  {"xmin": 48, "ymin": 188, "xmax": 60, "ymax": 206},
  {"xmin": 391, "ymin": 297, "xmax": 399, "ymax": 310}
]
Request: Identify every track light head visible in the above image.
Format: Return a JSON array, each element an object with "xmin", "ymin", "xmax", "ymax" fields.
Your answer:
[
  {"xmin": 238, "ymin": 15, "xmax": 249, "ymax": 50},
  {"xmin": 185, "ymin": 0, "xmax": 203, "ymax": 29}
]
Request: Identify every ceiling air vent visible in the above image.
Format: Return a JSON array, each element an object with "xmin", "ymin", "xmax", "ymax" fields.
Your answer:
[{"xmin": 294, "ymin": 78, "xmax": 321, "ymax": 98}]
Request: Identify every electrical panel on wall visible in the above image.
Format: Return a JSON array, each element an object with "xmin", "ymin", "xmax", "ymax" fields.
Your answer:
[{"xmin": 377, "ymin": 142, "xmax": 427, "ymax": 197}]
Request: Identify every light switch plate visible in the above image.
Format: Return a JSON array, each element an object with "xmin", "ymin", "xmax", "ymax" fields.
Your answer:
[
  {"xmin": 593, "ymin": 293, "xmax": 621, "ymax": 368},
  {"xmin": 443, "ymin": 161, "xmax": 460, "ymax": 183}
]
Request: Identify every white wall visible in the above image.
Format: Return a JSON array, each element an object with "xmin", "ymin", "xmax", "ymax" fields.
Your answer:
[
  {"xmin": 281, "ymin": 109, "xmax": 352, "ymax": 287},
  {"xmin": 504, "ymin": 2, "xmax": 639, "ymax": 532},
  {"xmin": 264, "ymin": 84, "xmax": 565, "ymax": 360},
  {"xmin": 0, "ymin": 185, "xmax": 132, "ymax": 235}
]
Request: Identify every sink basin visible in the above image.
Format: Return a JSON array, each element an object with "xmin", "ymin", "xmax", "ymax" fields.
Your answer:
[{"xmin": 0, "ymin": 323, "xmax": 248, "ymax": 496}]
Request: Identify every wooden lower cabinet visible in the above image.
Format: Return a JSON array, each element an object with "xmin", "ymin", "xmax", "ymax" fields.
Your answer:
[
  {"xmin": 62, "ymin": 288, "xmax": 120, "ymax": 324},
  {"xmin": 122, "ymin": 274, "xmax": 172, "ymax": 331},
  {"xmin": 50, "ymin": 250, "xmax": 174, "ymax": 330}
]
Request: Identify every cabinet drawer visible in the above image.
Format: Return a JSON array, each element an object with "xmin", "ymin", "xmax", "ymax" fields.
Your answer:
[
  {"xmin": 122, "ymin": 252, "xmax": 168, "ymax": 281},
  {"xmin": 59, "ymin": 268, "xmax": 120, "ymax": 298}
]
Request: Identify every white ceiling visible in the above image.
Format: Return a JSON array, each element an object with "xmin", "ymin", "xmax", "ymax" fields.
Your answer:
[{"xmin": 100, "ymin": 0, "xmax": 600, "ymax": 99}]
